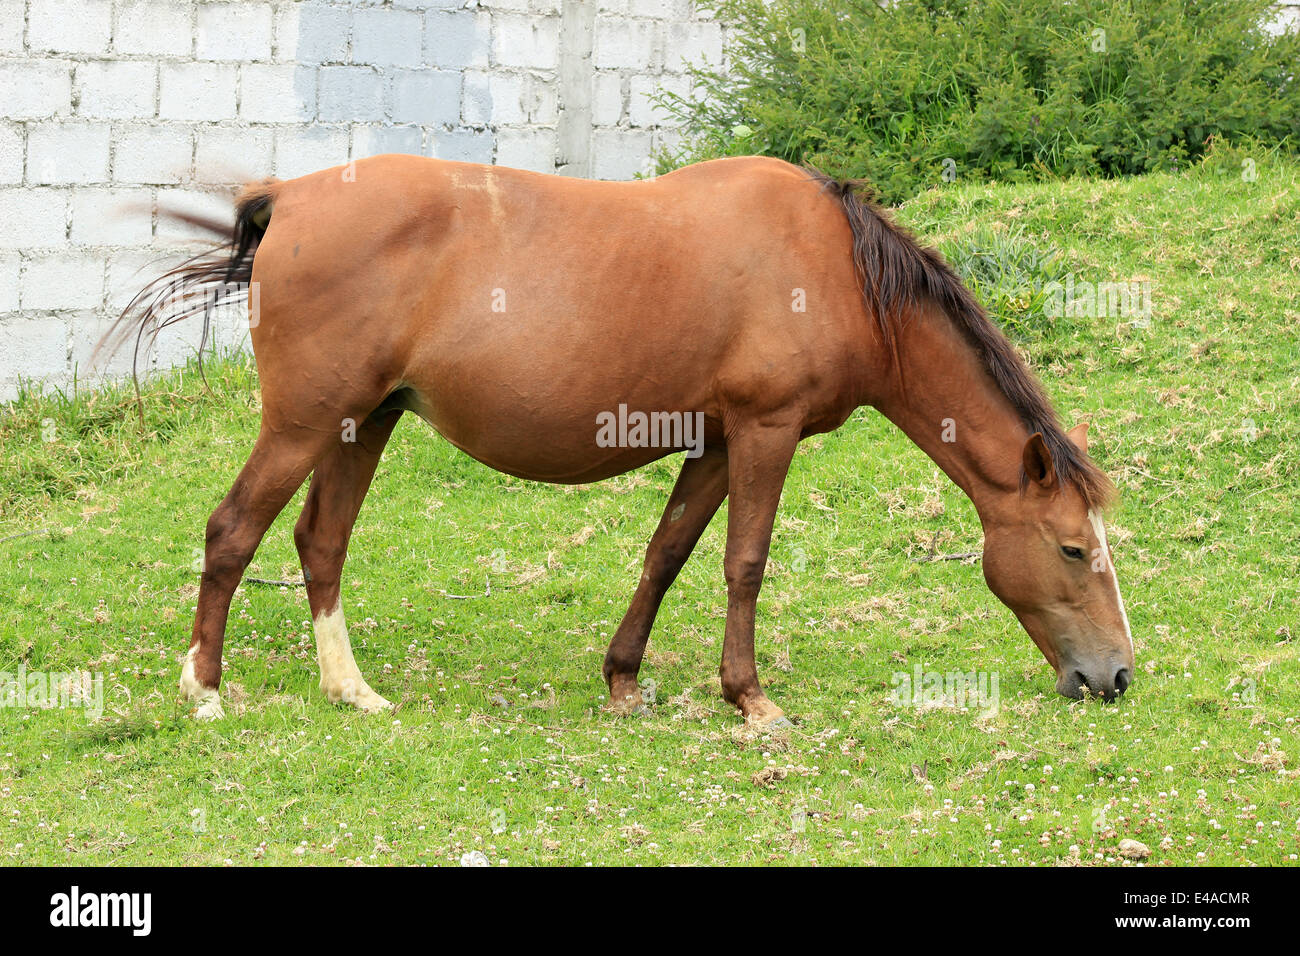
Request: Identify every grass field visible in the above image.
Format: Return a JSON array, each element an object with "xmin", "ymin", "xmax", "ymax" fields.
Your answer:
[{"xmin": 1, "ymin": 154, "xmax": 1297, "ymax": 866}]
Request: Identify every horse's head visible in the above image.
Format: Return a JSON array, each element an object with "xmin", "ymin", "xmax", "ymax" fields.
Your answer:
[{"xmin": 981, "ymin": 424, "xmax": 1134, "ymax": 700}]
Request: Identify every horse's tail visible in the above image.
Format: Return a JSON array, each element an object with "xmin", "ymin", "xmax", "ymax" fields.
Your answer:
[{"xmin": 94, "ymin": 177, "xmax": 281, "ymax": 421}]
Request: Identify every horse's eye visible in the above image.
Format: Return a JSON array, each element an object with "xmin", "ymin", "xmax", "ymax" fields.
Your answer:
[{"xmin": 1061, "ymin": 546, "xmax": 1085, "ymax": 561}]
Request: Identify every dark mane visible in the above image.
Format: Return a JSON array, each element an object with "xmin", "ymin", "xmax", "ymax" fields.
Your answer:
[{"xmin": 806, "ymin": 167, "xmax": 1116, "ymax": 509}]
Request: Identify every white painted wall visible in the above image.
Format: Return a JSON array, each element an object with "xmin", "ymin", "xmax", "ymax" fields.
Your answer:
[{"xmin": 0, "ymin": 0, "xmax": 726, "ymax": 400}]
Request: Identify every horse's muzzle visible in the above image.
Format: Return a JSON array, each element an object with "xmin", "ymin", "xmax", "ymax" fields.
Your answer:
[{"xmin": 1056, "ymin": 664, "xmax": 1132, "ymax": 701}]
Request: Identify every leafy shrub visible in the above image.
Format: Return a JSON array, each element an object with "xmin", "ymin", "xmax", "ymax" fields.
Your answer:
[{"xmin": 657, "ymin": 0, "xmax": 1300, "ymax": 202}]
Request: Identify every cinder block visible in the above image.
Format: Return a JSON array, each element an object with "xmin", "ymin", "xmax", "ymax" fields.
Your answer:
[
  {"xmin": 484, "ymin": 74, "xmax": 527, "ymax": 125},
  {"xmin": 0, "ymin": 61, "xmax": 74, "ymax": 120},
  {"xmin": 295, "ymin": 1, "xmax": 351, "ymax": 64},
  {"xmin": 196, "ymin": 126, "xmax": 275, "ymax": 184},
  {"xmin": 273, "ymin": 127, "xmax": 350, "ymax": 179},
  {"xmin": 0, "ymin": 316, "xmax": 70, "ymax": 388},
  {"xmin": 29, "ymin": 0, "xmax": 112, "ymax": 55},
  {"xmin": 495, "ymin": 127, "xmax": 556, "ymax": 174},
  {"xmin": 71, "ymin": 187, "xmax": 155, "ymax": 247},
  {"xmin": 240, "ymin": 64, "xmax": 315, "ymax": 123},
  {"xmin": 426, "ymin": 10, "xmax": 491, "ymax": 69},
  {"xmin": 665, "ymin": 20, "xmax": 723, "ymax": 69},
  {"xmin": 461, "ymin": 72, "xmax": 492, "ymax": 125},
  {"xmin": 592, "ymin": 72, "xmax": 624, "ymax": 126},
  {"xmin": 114, "ymin": 1, "xmax": 194, "ymax": 56},
  {"xmin": 0, "ymin": 4, "xmax": 24, "ymax": 54},
  {"xmin": 353, "ymin": 125, "xmax": 425, "ymax": 159},
  {"xmin": 593, "ymin": 18, "xmax": 658, "ymax": 71},
  {"xmin": 22, "ymin": 253, "xmax": 105, "ymax": 311},
  {"xmin": 0, "ymin": 254, "xmax": 19, "ymax": 311},
  {"xmin": 482, "ymin": 73, "xmax": 557, "ymax": 126},
  {"xmin": 0, "ymin": 125, "xmax": 22, "ymax": 185},
  {"xmin": 517, "ymin": 73, "xmax": 557, "ymax": 124},
  {"xmin": 271, "ymin": 2, "xmax": 299, "ymax": 61},
  {"xmin": 107, "ymin": 249, "xmax": 168, "ymax": 312},
  {"xmin": 319, "ymin": 66, "xmax": 387, "ymax": 122},
  {"xmin": 160, "ymin": 63, "xmax": 238, "ymax": 121},
  {"xmin": 146, "ymin": 311, "xmax": 209, "ymax": 372},
  {"xmin": 75, "ymin": 61, "xmax": 158, "ymax": 120},
  {"xmin": 113, "ymin": 124, "xmax": 193, "ymax": 185},
  {"xmin": 352, "ymin": 7, "xmax": 424, "ymax": 68},
  {"xmin": 629, "ymin": 72, "xmax": 686, "ymax": 127},
  {"xmin": 591, "ymin": 127, "xmax": 653, "ymax": 180},
  {"xmin": 391, "ymin": 70, "xmax": 462, "ymax": 126},
  {"xmin": 0, "ymin": 188, "xmax": 69, "ymax": 250},
  {"xmin": 431, "ymin": 128, "xmax": 494, "ymax": 165},
  {"xmin": 27, "ymin": 123, "xmax": 112, "ymax": 185},
  {"xmin": 628, "ymin": 0, "xmax": 675, "ymax": 17},
  {"xmin": 197, "ymin": 2, "xmax": 274, "ymax": 62},
  {"xmin": 491, "ymin": 15, "xmax": 560, "ymax": 70},
  {"xmin": 71, "ymin": 311, "xmax": 139, "ymax": 381},
  {"xmin": 156, "ymin": 188, "xmax": 236, "ymax": 244},
  {"xmin": 654, "ymin": 126, "xmax": 683, "ymax": 158}
]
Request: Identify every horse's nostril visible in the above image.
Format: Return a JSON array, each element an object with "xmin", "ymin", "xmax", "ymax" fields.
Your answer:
[
  {"xmin": 1064, "ymin": 670, "xmax": 1088, "ymax": 699},
  {"xmin": 1114, "ymin": 667, "xmax": 1132, "ymax": 695}
]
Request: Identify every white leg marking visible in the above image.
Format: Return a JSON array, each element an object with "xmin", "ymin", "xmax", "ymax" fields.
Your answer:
[
  {"xmin": 1088, "ymin": 509, "xmax": 1134, "ymax": 657},
  {"xmin": 179, "ymin": 645, "xmax": 225, "ymax": 721},
  {"xmin": 314, "ymin": 600, "xmax": 391, "ymax": 713}
]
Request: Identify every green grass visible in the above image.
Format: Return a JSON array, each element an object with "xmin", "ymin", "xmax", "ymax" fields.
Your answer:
[{"xmin": 1, "ymin": 156, "xmax": 1297, "ymax": 866}]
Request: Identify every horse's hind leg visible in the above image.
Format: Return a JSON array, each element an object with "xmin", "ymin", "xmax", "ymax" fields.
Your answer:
[
  {"xmin": 181, "ymin": 429, "xmax": 334, "ymax": 719},
  {"xmin": 293, "ymin": 410, "xmax": 402, "ymax": 712},
  {"xmin": 603, "ymin": 448, "xmax": 729, "ymax": 713}
]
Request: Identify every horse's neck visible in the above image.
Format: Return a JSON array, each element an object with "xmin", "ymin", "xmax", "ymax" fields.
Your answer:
[{"xmin": 871, "ymin": 307, "xmax": 1028, "ymax": 518}]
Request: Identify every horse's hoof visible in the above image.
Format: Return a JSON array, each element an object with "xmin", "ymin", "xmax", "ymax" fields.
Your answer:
[
  {"xmin": 741, "ymin": 698, "xmax": 790, "ymax": 730},
  {"xmin": 604, "ymin": 691, "xmax": 646, "ymax": 716},
  {"xmin": 192, "ymin": 696, "xmax": 225, "ymax": 721},
  {"xmin": 354, "ymin": 691, "xmax": 393, "ymax": 714},
  {"xmin": 325, "ymin": 680, "xmax": 392, "ymax": 713},
  {"xmin": 180, "ymin": 651, "xmax": 224, "ymax": 720},
  {"xmin": 745, "ymin": 713, "xmax": 792, "ymax": 732}
]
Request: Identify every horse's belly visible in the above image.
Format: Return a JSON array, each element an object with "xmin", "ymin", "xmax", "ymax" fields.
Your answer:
[{"xmin": 404, "ymin": 387, "xmax": 721, "ymax": 484}]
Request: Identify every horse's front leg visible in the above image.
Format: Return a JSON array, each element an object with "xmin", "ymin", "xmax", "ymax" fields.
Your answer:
[
  {"xmin": 602, "ymin": 447, "xmax": 729, "ymax": 713},
  {"xmin": 718, "ymin": 422, "xmax": 800, "ymax": 726}
]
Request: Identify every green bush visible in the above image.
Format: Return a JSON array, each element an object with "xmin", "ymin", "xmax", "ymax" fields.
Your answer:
[{"xmin": 657, "ymin": 0, "xmax": 1300, "ymax": 202}]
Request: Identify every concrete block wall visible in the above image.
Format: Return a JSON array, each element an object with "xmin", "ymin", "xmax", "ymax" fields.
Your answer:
[
  {"xmin": 0, "ymin": 0, "xmax": 727, "ymax": 400},
  {"xmin": 1271, "ymin": 0, "xmax": 1300, "ymax": 32}
]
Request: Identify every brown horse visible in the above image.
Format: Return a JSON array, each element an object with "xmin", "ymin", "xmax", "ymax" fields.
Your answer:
[{"xmin": 106, "ymin": 155, "xmax": 1133, "ymax": 725}]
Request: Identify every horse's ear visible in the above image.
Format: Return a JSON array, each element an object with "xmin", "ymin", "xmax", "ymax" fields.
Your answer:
[
  {"xmin": 1066, "ymin": 422, "xmax": 1089, "ymax": 453},
  {"xmin": 1022, "ymin": 432, "xmax": 1057, "ymax": 489}
]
